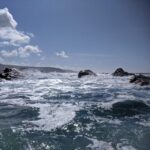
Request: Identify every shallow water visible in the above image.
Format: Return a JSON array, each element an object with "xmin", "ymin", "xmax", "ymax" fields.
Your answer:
[{"xmin": 0, "ymin": 71, "xmax": 150, "ymax": 150}]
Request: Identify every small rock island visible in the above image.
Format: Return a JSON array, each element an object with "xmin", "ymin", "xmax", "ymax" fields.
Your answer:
[
  {"xmin": 0, "ymin": 68, "xmax": 22, "ymax": 80},
  {"xmin": 130, "ymin": 74, "xmax": 150, "ymax": 86},
  {"xmin": 112, "ymin": 68, "xmax": 134, "ymax": 76},
  {"xmin": 78, "ymin": 70, "xmax": 97, "ymax": 78}
]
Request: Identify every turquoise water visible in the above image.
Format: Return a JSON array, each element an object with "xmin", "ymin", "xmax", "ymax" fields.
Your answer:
[{"xmin": 0, "ymin": 72, "xmax": 150, "ymax": 150}]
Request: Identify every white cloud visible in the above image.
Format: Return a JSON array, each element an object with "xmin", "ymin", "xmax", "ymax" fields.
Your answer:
[
  {"xmin": 0, "ymin": 49, "xmax": 18, "ymax": 57},
  {"xmin": 0, "ymin": 45, "xmax": 41, "ymax": 58},
  {"xmin": 0, "ymin": 8, "xmax": 43, "ymax": 63},
  {"xmin": 56, "ymin": 51, "xmax": 69, "ymax": 58},
  {"xmin": 0, "ymin": 8, "xmax": 17, "ymax": 28},
  {"xmin": 0, "ymin": 41, "xmax": 10, "ymax": 47},
  {"xmin": 0, "ymin": 28, "xmax": 30, "ymax": 45},
  {"xmin": 18, "ymin": 45, "xmax": 41, "ymax": 57},
  {"xmin": 0, "ymin": 8, "xmax": 30, "ymax": 46}
]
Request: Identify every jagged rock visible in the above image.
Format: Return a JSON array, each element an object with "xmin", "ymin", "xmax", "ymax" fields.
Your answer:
[
  {"xmin": 78, "ymin": 70, "xmax": 97, "ymax": 78},
  {"xmin": 0, "ymin": 68, "xmax": 22, "ymax": 80},
  {"xmin": 130, "ymin": 74, "xmax": 150, "ymax": 86},
  {"xmin": 112, "ymin": 68, "xmax": 134, "ymax": 76}
]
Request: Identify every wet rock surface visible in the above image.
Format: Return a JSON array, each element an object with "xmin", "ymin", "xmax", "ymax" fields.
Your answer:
[
  {"xmin": 78, "ymin": 70, "xmax": 97, "ymax": 78},
  {"xmin": 130, "ymin": 74, "xmax": 150, "ymax": 86},
  {"xmin": 0, "ymin": 68, "xmax": 22, "ymax": 80},
  {"xmin": 112, "ymin": 68, "xmax": 134, "ymax": 76}
]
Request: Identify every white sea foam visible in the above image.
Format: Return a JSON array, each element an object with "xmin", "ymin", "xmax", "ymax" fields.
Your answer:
[
  {"xmin": 0, "ymin": 98, "xmax": 27, "ymax": 106},
  {"xmin": 117, "ymin": 94, "xmax": 135, "ymax": 100},
  {"xmin": 97, "ymin": 117, "xmax": 122, "ymax": 125},
  {"xmin": 136, "ymin": 119, "xmax": 150, "ymax": 127},
  {"xmin": 87, "ymin": 137, "xmax": 137, "ymax": 150},
  {"xmin": 116, "ymin": 139, "xmax": 138, "ymax": 150},
  {"xmin": 99, "ymin": 99, "xmax": 123, "ymax": 110},
  {"xmin": 87, "ymin": 138, "xmax": 114, "ymax": 150},
  {"xmin": 24, "ymin": 103, "xmax": 79, "ymax": 131},
  {"xmin": 117, "ymin": 144, "xmax": 137, "ymax": 150}
]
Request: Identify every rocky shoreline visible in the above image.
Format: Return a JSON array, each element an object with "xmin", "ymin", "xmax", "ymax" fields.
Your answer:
[{"xmin": 0, "ymin": 65, "xmax": 150, "ymax": 86}]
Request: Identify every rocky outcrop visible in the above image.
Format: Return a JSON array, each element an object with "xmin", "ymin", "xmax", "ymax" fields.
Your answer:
[
  {"xmin": 112, "ymin": 68, "xmax": 134, "ymax": 77},
  {"xmin": 0, "ymin": 68, "xmax": 22, "ymax": 80},
  {"xmin": 78, "ymin": 70, "xmax": 97, "ymax": 78},
  {"xmin": 130, "ymin": 74, "xmax": 150, "ymax": 86}
]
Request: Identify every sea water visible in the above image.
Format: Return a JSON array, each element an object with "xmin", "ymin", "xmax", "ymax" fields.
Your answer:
[{"xmin": 0, "ymin": 71, "xmax": 150, "ymax": 150}]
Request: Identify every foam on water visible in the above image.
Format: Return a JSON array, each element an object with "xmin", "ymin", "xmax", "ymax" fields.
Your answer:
[
  {"xmin": 97, "ymin": 117, "xmax": 122, "ymax": 125},
  {"xmin": 116, "ymin": 141, "xmax": 138, "ymax": 150},
  {"xmin": 0, "ymin": 71, "xmax": 150, "ymax": 149},
  {"xmin": 87, "ymin": 138, "xmax": 114, "ymax": 150},
  {"xmin": 24, "ymin": 103, "xmax": 79, "ymax": 131},
  {"xmin": 87, "ymin": 138, "xmax": 137, "ymax": 150},
  {"xmin": 136, "ymin": 119, "xmax": 150, "ymax": 127}
]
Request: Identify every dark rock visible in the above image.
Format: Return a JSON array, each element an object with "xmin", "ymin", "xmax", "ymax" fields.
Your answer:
[
  {"xmin": 93, "ymin": 100, "xmax": 150, "ymax": 118},
  {"xmin": 130, "ymin": 74, "xmax": 150, "ymax": 86},
  {"xmin": 112, "ymin": 68, "xmax": 134, "ymax": 76},
  {"xmin": 78, "ymin": 70, "xmax": 97, "ymax": 78},
  {"xmin": 111, "ymin": 100, "xmax": 150, "ymax": 117},
  {"xmin": 0, "ymin": 68, "xmax": 22, "ymax": 80},
  {"xmin": 130, "ymin": 75, "xmax": 137, "ymax": 83},
  {"xmin": 3, "ymin": 68, "xmax": 12, "ymax": 73}
]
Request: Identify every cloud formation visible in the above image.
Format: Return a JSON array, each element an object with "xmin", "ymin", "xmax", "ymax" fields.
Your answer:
[
  {"xmin": 18, "ymin": 45, "xmax": 41, "ymax": 57},
  {"xmin": 0, "ymin": 49, "xmax": 18, "ymax": 57},
  {"xmin": 0, "ymin": 45, "xmax": 41, "ymax": 58},
  {"xmin": 0, "ymin": 8, "xmax": 30, "ymax": 46},
  {"xmin": 56, "ymin": 51, "xmax": 69, "ymax": 58},
  {"xmin": 0, "ymin": 8, "xmax": 43, "ymax": 64},
  {"xmin": 0, "ymin": 8, "xmax": 17, "ymax": 28}
]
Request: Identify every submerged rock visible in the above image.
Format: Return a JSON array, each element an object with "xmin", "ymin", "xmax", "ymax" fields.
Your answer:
[
  {"xmin": 112, "ymin": 68, "xmax": 134, "ymax": 77},
  {"xmin": 78, "ymin": 70, "xmax": 97, "ymax": 78},
  {"xmin": 112, "ymin": 100, "xmax": 150, "ymax": 116},
  {"xmin": 130, "ymin": 74, "xmax": 150, "ymax": 86},
  {"xmin": 0, "ymin": 68, "xmax": 22, "ymax": 80},
  {"xmin": 93, "ymin": 100, "xmax": 150, "ymax": 118}
]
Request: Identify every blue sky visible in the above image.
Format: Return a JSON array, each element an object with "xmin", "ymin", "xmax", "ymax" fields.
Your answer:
[{"xmin": 0, "ymin": 0, "xmax": 149, "ymax": 72}]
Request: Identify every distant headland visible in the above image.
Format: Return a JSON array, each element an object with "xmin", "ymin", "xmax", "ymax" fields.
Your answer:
[{"xmin": 0, "ymin": 64, "xmax": 74, "ymax": 73}]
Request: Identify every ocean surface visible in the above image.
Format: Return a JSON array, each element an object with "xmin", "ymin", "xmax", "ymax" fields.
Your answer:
[{"xmin": 0, "ymin": 71, "xmax": 150, "ymax": 150}]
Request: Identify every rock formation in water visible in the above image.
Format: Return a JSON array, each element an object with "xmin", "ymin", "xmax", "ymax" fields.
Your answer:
[
  {"xmin": 112, "ymin": 68, "xmax": 134, "ymax": 76},
  {"xmin": 130, "ymin": 74, "xmax": 150, "ymax": 86},
  {"xmin": 93, "ymin": 100, "xmax": 150, "ymax": 118},
  {"xmin": 0, "ymin": 68, "xmax": 22, "ymax": 80},
  {"xmin": 78, "ymin": 70, "xmax": 97, "ymax": 78}
]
